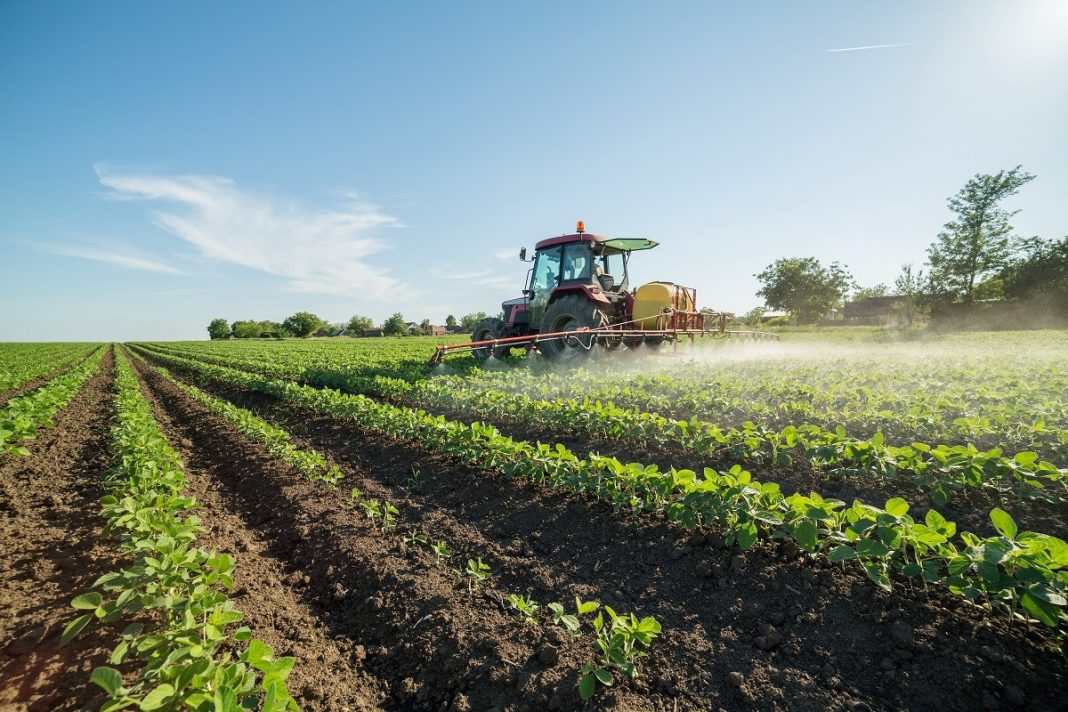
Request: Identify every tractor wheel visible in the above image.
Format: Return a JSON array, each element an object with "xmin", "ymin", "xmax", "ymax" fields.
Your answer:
[
  {"xmin": 539, "ymin": 294, "xmax": 609, "ymax": 362},
  {"xmin": 471, "ymin": 318, "xmax": 509, "ymax": 362}
]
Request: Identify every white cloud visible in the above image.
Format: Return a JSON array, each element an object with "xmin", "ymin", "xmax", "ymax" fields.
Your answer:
[
  {"xmin": 41, "ymin": 242, "xmax": 186, "ymax": 274},
  {"xmin": 493, "ymin": 247, "xmax": 521, "ymax": 260},
  {"xmin": 95, "ymin": 165, "xmax": 404, "ymax": 299},
  {"xmin": 827, "ymin": 42, "xmax": 914, "ymax": 53}
]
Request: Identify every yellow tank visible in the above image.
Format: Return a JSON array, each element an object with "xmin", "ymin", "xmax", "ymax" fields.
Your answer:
[{"xmin": 633, "ymin": 282, "xmax": 696, "ymax": 329}]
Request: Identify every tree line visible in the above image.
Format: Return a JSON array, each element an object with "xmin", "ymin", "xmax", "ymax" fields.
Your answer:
[
  {"xmin": 207, "ymin": 311, "xmax": 495, "ymax": 339},
  {"xmin": 753, "ymin": 166, "xmax": 1066, "ymax": 325}
]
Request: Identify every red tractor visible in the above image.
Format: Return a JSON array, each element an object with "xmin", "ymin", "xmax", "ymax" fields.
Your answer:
[{"xmin": 428, "ymin": 222, "xmax": 771, "ymax": 366}]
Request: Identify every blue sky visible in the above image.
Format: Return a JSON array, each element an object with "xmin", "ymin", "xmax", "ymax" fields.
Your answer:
[{"xmin": 2, "ymin": 1, "xmax": 1066, "ymax": 341}]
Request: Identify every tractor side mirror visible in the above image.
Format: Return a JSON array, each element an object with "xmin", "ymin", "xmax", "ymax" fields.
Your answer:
[{"xmin": 519, "ymin": 247, "xmax": 527, "ymax": 262}]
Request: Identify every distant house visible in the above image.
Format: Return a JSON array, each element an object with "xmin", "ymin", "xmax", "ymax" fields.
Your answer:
[
  {"xmin": 427, "ymin": 325, "xmax": 446, "ymax": 336},
  {"xmin": 328, "ymin": 327, "xmax": 346, "ymax": 337},
  {"xmin": 843, "ymin": 296, "xmax": 908, "ymax": 325},
  {"xmin": 759, "ymin": 310, "xmax": 790, "ymax": 323},
  {"xmin": 361, "ymin": 328, "xmax": 384, "ymax": 337},
  {"xmin": 445, "ymin": 324, "xmax": 467, "ymax": 334}
]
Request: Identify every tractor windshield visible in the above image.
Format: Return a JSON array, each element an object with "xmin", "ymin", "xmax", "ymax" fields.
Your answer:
[{"xmin": 561, "ymin": 242, "xmax": 591, "ymax": 281}]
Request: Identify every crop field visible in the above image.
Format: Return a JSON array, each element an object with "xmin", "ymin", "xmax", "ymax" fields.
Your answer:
[{"xmin": 2, "ymin": 331, "xmax": 1067, "ymax": 711}]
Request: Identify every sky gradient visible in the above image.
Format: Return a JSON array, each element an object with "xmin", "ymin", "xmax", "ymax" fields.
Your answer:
[{"xmin": 2, "ymin": 1, "xmax": 1066, "ymax": 340}]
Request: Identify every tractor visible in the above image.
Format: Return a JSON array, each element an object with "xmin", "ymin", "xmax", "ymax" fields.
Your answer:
[{"xmin": 428, "ymin": 222, "xmax": 773, "ymax": 366}]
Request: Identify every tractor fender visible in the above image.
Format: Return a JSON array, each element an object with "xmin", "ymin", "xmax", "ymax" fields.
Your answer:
[{"xmin": 548, "ymin": 284, "xmax": 611, "ymax": 307}]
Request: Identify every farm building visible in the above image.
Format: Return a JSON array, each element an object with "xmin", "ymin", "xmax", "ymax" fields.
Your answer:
[{"xmin": 361, "ymin": 327, "xmax": 385, "ymax": 337}]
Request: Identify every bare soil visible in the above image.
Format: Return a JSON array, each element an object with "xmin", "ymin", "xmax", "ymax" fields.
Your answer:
[
  {"xmin": 0, "ymin": 347, "xmax": 116, "ymax": 712},
  {"xmin": 134, "ymin": 347, "xmax": 1068, "ymax": 712}
]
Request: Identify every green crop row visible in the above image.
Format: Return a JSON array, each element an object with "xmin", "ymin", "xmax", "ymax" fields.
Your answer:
[
  {"xmin": 136, "ymin": 343, "xmax": 1067, "ymax": 507},
  {"xmin": 133, "ymin": 346, "xmax": 1068, "ymax": 630},
  {"xmin": 138, "ymin": 333, "xmax": 1068, "ymax": 459},
  {"xmin": 62, "ymin": 348, "xmax": 297, "ymax": 711},
  {"xmin": 140, "ymin": 355, "xmax": 344, "ymax": 487},
  {"xmin": 0, "ymin": 342, "xmax": 96, "ymax": 394},
  {"xmin": 0, "ymin": 346, "xmax": 105, "ymax": 458}
]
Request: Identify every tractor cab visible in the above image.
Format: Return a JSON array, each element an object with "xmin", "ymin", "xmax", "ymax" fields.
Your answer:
[
  {"xmin": 517, "ymin": 223, "xmax": 658, "ymax": 330},
  {"xmin": 471, "ymin": 222, "xmax": 662, "ymax": 361}
]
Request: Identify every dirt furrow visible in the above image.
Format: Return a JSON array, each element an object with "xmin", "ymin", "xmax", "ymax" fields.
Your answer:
[
  {"xmin": 136, "ymin": 348, "xmax": 1068, "ymax": 712},
  {"xmin": 0, "ymin": 347, "xmax": 96, "ymax": 408},
  {"xmin": 132, "ymin": 355, "xmax": 611, "ymax": 712},
  {"xmin": 0, "ymin": 346, "xmax": 117, "ymax": 711}
]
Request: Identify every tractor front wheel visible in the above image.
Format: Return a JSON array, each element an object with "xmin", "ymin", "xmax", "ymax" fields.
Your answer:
[
  {"xmin": 471, "ymin": 318, "xmax": 509, "ymax": 362},
  {"xmin": 538, "ymin": 294, "xmax": 609, "ymax": 362}
]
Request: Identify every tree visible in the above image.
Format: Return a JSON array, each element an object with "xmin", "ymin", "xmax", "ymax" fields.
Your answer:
[
  {"xmin": 282, "ymin": 311, "xmax": 326, "ymax": 338},
  {"xmin": 460, "ymin": 312, "xmax": 488, "ymax": 329},
  {"xmin": 1001, "ymin": 236, "xmax": 1068, "ymax": 304},
  {"xmin": 347, "ymin": 314, "xmax": 374, "ymax": 334},
  {"xmin": 419, "ymin": 318, "xmax": 431, "ymax": 331},
  {"xmin": 740, "ymin": 307, "xmax": 765, "ymax": 327},
  {"xmin": 927, "ymin": 166, "xmax": 1036, "ymax": 302},
  {"xmin": 892, "ymin": 264, "xmax": 928, "ymax": 326},
  {"xmin": 755, "ymin": 257, "xmax": 853, "ymax": 324},
  {"xmin": 207, "ymin": 318, "xmax": 231, "ymax": 340},
  {"xmin": 231, "ymin": 320, "xmax": 260, "ymax": 339},
  {"xmin": 445, "ymin": 314, "xmax": 457, "ymax": 327},
  {"xmin": 382, "ymin": 312, "xmax": 407, "ymax": 336},
  {"xmin": 852, "ymin": 284, "xmax": 889, "ymax": 301}
]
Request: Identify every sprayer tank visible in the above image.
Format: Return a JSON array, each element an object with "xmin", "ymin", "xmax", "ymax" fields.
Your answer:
[{"xmin": 633, "ymin": 281, "xmax": 697, "ymax": 329}]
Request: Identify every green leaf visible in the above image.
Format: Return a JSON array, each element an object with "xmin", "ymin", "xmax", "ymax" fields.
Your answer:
[
  {"xmin": 989, "ymin": 508, "xmax": 1017, "ymax": 539},
  {"xmin": 793, "ymin": 520, "xmax": 818, "ymax": 552},
  {"xmin": 1020, "ymin": 592, "xmax": 1061, "ymax": 627},
  {"xmin": 884, "ymin": 498, "xmax": 909, "ymax": 517},
  {"xmin": 72, "ymin": 592, "xmax": 103, "ymax": 610},
  {"xmin": 91, "ymin": 667, "xmax": 124, "ymax": 697},
  {"xmin": 60, "ymin": 614, "xmax": 92, "ymax": 646},
  {"xmin": 827, "ymin": 545, "xmax": 855, "ymax": 562},
  {"xmin": 139, "ymin": 683, "xmax": 175, "ymax": 711},
  {"xmin": 578, "ymin": 673, "xmax": 597, "ymax": 700}
]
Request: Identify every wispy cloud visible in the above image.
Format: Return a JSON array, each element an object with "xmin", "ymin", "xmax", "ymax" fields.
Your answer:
[
  {"xmin": 95, "ymin": 165, "xmax": 404, "ymax": 299},
  {"xmin": 827, "ymin": 42, "xmax": 915, "ymax": 53},
  {"xmin": 493, "ymin": 247, "xmax": 520, "ymax": 261},
  {"xmin": 40, "ymin": 242, "xmax": 187, "ymax": 274},
  {"xmin": 431, "ymin": 266, "xmax": 516, "ymax": 290}
]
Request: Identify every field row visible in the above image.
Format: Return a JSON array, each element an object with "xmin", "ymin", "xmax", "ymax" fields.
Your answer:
[
  {"xmin": 138, "ymin": 342, "xmax": 1068, "ymax": 513},
  {"xmin": 133, "ymin": 344, "xmax": 1068, "ymax": 631}
]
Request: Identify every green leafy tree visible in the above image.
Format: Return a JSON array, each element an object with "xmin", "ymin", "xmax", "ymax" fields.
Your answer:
[
  {"xmin": 230, "ymin": 320, "xmax": 260, "ymax": 339},
  {"xmin": 207, "ymin": 318, "xmax": 231, "ymax": 340},
  {"xmin": 755, "ymin": 257, "xmax": 853, "ymax": 324},
  {"xmin": 445, "ymin": 314, "xmax": 457, "ymax": 327},
  {"xmin": 1001, "ymin": 236, "xmax": 1068, "ymax": 305},
  {"xmin": 741, "ymin": 307, "xmax": 765, "ymax": 327},
  {"xmin": 382, "ymin": 312, "xmax": 408, "ymax": 336},
  {"xmin": 347, "ymin": 314, "xmax": 374, "ymax": 334},
  {"xmin": 852, "ymin": 284, "xmax": 889, "ymax": 301},
  {"xmin": 282, "ymin": 311, "xmax": 326, "ymax": 338},
  {"xmin": 892, "ymin": 264, "xmax": 928, "ymax": 326},
  {"xmin": 927, "ymin": 166, "xmax": 1036, "ymax": 302},
  {"xmin": 460, "ymin": 312, "xmax": 489, "ymax": 329},
  {"xmin": 257, "ymin": 320, "xmax": 285, "ymax": 338}
]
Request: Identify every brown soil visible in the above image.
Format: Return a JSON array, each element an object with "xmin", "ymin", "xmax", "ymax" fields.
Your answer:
[
  {"xmin": 0, "ymin": 346, "xmax": 117, "ymax": 712},
  {"xmin": 129, "ymin": 353, "xmax": 389, "ymax": 712},
  {"xmin": 133, "ymin": 346, "xmax": 1068, "ymax": 712}
]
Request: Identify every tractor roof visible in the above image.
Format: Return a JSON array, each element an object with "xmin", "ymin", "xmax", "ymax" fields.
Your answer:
[{"xmin": 535, "ymin": 233, "xmax": 659, "ymax": 252}]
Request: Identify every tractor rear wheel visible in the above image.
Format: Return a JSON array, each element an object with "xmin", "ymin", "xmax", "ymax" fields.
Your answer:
[
  {"xmin": 539, "ymin": 294, "xmax": 609, "ymax": 362},
  {"xmin": 471, "ymin": 318, "xmax": 509, "ymax": 362}
]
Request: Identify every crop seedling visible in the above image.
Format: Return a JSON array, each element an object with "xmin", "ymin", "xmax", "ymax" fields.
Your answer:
[
  {"xmin": 404, "ymin": 465, "xmax": 423, "ymax": 492},
  {"xmin": 431, "ymin": 540, "xmax": 452, "ymax": 561},
  {"xmin": 548, "ymin": 596, "xmax": 599, "ymax": 638},
  {"xmin": 381, "ymin": 500, "xmax": 400, "ymax": 531},
  {"xmin": 404, "ymin": 528, "xmax": 428, "ymax": 546},
  {"xmin": 506, "ymin": 594, "xmax": 540, "ymax": 624},
  {"xmin": 361, "ymin": 498, "xmax": 382, "ymax": 526},
  {"xmin": 578, "ymin": 607, "xmax": 662, "ymax": 701},
  {"xmin": 350, "ymin": 487, "xmax": 364, "ymax": 503},
  {"xmin": 466, "ymin": 557, "xmax": 491, "ymax": 592}
]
